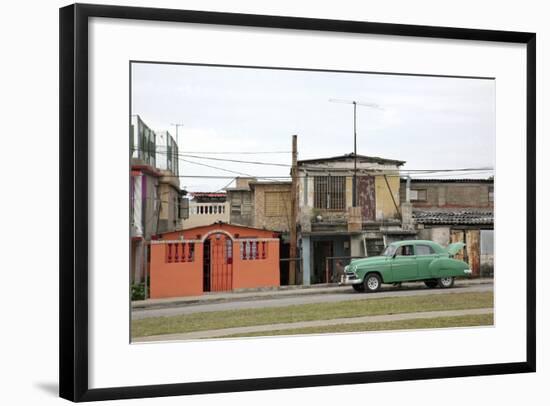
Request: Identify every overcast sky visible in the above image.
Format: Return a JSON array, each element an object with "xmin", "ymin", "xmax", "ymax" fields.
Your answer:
[{"xmin": 131, "ymin": 62, "xmax": 495, "ymax": 192}]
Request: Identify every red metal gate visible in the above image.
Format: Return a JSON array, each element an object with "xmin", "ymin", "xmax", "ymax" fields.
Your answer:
[{"xmin": 208, "ymin": 233, "xmax": 233, "ymax": 292}]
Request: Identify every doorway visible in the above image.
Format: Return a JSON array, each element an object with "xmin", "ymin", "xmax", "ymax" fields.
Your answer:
[
  {"xmin": 313, "ymin": 240, "xmax": 333, "ymax": 284},
  {"xmin": 203, "ymin": 233, "xmax": 233, "ymax": 292}
]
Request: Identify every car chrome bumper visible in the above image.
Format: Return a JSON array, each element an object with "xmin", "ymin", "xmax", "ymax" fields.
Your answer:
[
  {"xmin": 339, "ymin": 274, "xmax": 363, "ymax": 286},
  {"xmin": 464, "ymin": 269, "xmax": 473, "ymax": 275}
]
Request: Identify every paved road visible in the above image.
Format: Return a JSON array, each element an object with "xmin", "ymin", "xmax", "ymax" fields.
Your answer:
[
  {"xmin": 132, "ymin": 282, "xmax": 493, "ymax": 320},
  {"xmin": 134, "ymin": 307, "xmax": 494, "ymax": 342}
]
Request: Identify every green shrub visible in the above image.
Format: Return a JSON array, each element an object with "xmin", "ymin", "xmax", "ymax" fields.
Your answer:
[{"xmin": 131, "ymin": 283, "xmax": 146, "ymax": 301}]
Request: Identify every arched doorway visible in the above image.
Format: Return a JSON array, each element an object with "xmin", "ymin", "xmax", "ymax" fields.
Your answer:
[{"xmin": 203, "ymin": 232, "xmax": 233, "ymax": 292}]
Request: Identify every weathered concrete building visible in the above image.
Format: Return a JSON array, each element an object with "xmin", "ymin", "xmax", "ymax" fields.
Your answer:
[
  {"xmin": 399, "ymin": 178, "xmax": 494, "ymax": 276},
  {"xmin": 155, "ymin": 130, "xmax": 179, "ymax": 177},
  {"xmin": 221, "ymin": 160, "xmax": 493, "ymax": 284},
  {"xmin": 250, "ymin": 181, "xmax": 293, "ymax": 283},
  {"xmin": 225, "ymin": 179, "xmax": 294, "ymax": 283},
  {"xmin": 182, "ymin": 192, "xmax": 230, "ymax": 229},
  {"xmin": 297, "ymin": 153, "xmax": 409, "ymax": 285},
  {"xmin": 399, "ymin": 177, "xmax": 493, "ymax": 210},
  {"xmin": 157, "ymin": 170, "xmax": 187, "ymax": 233},
  {"xmin": 130, "ymin": 115, "xmax": 160, "ymax": 283},
  {"xmin": 250, "ymin": 181, "xmax": 292, "ymax": 232},
  {"xmin": 225, "ymin": 177, "xmax": 256, "ymax": 227},
  {"xmin": 155, "ymin": 130, "xmax": 187, "ymax": 233},
  {"xmin": 225, "ymin": 178, "xmax": 293, "ymax": 232},
  {"xmin": 130, "ymin": 116, "xmax": 186, "ymax": 284}
]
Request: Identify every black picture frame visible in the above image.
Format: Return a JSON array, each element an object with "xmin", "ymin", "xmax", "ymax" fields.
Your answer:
[{"xmin": 59, "ymin": 3, "xmax": 536, "ymax": 402}]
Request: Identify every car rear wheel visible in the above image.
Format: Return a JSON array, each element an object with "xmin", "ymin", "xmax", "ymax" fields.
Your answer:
[
  {"xmin": 352, "ymin": 284, "xmax": 365, "ymax": 293},
  {"xmin": 438, "ymin": 276, "xmax": 455, "ymax": 288},
  {"xmin": 364, "ymin": 273, "xmax": 382, "ymax": 293},
  {"xmin": 424, "ymin": 280, "xmax": 438, "ymax": 289}
]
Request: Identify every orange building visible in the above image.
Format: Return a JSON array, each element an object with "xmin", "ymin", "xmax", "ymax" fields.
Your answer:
[{"xmin": 150, "ymin": 222, "xmax": 280, "ymax": 298}]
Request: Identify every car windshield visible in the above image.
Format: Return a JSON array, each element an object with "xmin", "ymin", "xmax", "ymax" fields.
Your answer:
[{"xmin": 382, "ymin": 245, "xmax": 398, "ymax": 257}]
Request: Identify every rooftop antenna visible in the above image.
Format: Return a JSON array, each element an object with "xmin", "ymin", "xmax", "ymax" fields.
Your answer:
[
  {"xmin": 171, "ymin": 123, "xmax": 184, "ymax": 177},
  {"xmin": 328, "ymin": 99, "xmax": 383, "ymax": 207},
  {"xmin": 170, "ymin": 123, "xmax": 184, "ymax": 147}
]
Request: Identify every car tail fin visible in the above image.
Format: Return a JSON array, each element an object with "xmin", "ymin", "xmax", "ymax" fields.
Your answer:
[{"xmin": 447, "ymin": 242, "xmax": 465, "ymax": 256}]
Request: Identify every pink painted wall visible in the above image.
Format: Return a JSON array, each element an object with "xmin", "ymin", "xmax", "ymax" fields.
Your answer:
[
  {"xmin": 232, "ymin": 241, "xmax": 280, "ymax": 289},
  {"xmin": 149, "ymin": 243, "xmax": 203, "ymax": 298},
  {"xmin": 149, "ymin": 223, "xmax": 280, "ymax": 298}
]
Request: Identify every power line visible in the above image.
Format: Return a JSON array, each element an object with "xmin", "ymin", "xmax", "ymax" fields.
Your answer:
[
  {"xmin": 396, "ymin": 167, "xmax": 493, "ymax": 173},
  {"xmin": 134, "ymin": 146, "xmax": 494, "ymax": 181},
  {"xmin": 303, "ymin": 168, "xmax": 493, "ymax": 174},
  {"xmin": 134, "ymin": 148, "xmax": 493, "ymax": 173},
  {"xmin": 179, "ymin": 158, "xmax": 253, "ymax": 177},
  {"xmin": 300, "ymin": 163, "xmax": 494, "ymax": 172},
  {"xmin": 186, "ymin": 154, "xmax": 491, "ymax": 172},
  {"xmin": 177, "ymin": 156, "xmax": 295, "ymax": 183},
  {"xmin": 133, "ymin": 147, "xmax": 290, "ymax": 155},
  {"xmin": 152, "ymin": 171, "xmax": 494, "ymax": 179},
  {"xmin": 146, "ymin": 168, "xmax": 494, "ymax": 179},
  {"xmin": 216, "ymin": 177, "xmax": 236, "ymax": 192},
  {"xmin": 409, "ymin": 171, "xmax": 495, "ymax": 178},
  {"xmin": 180, "ymin": 154, "xmax": 290, "ymax": 167},
  {"xmin": 132, "ymin": 148, "xmax": 291, "ymax": 167},
  {"xmin": 176, "ymin": 151, "xmax": 291, "ymax": 155},
  {"xmin": 133, "ymin": 147, "xmax": 494, "ymax": 173}
]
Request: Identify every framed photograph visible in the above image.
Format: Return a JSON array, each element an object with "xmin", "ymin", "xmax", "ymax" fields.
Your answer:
[{"xmin": 59, "ymin": 3, "xmax": 536, "ymax": 402}]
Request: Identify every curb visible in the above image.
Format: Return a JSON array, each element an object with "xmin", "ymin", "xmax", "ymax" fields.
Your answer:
[{"xmin": 132, "ymin": 278, "xmax": 494, "ymax": 310}]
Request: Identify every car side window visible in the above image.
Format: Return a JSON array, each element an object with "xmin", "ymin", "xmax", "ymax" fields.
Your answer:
[
  {"xmin": 416, "ymin": 245, "xmax": 435, "ymax": 256},
  {"xmin": 396, "ymin": 245, "xmax": 414, "ymax": 256}
]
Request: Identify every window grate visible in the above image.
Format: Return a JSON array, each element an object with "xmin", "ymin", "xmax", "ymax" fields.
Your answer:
[{"xmin": 314, "ymin": 176, "xmax": 345, "ymax": 210}]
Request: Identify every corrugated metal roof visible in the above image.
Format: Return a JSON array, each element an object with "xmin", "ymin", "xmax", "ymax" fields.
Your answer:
[
  {"xmin": 298, "ymin": 153, "xmax": 405, "ymax": 166},
  {"xmin": 191, "ymin": 192, "xmax": 226, "ymax": 197},
  {"xmin": 413, "ymin": 210, "xmax": 494, "ymax": 225},
  {"xmin": 250, "ymin": 181, "xmax": 292, "ymax": 186},
  {"xmin": 224, "ymin": 187, "xmax": 252, "ymax": 191}
]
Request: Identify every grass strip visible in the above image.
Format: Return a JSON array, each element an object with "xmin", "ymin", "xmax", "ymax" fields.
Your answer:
[
  {"xmin": 132, "ymin": 291, "xmax": 493, "ymax": 338},
  {"xmin": 219, "ymin": 313, "xmax": 494, "ymax": 338}
]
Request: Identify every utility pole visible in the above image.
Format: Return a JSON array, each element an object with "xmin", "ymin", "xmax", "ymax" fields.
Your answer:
[
  {"xmin": 289, "ymin": 134, "xmax": 298, "ymax": 285},
  {"xmin": 353, "ymin": 101, "xmax": 357, "ymax": 206},
  {"xmin": 329, "ymin": 99, "xmax": 382, "ymax": 207}
]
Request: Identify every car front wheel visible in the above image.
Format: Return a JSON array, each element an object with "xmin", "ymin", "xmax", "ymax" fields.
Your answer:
[
  {"xmin": 364, "ymin": 273, "xmax": 382, "ymax": 293},
  {"xmin": 352, "ymin": 284, "xmax": 365, "ymax": 293},
  {"xmin": 438, "ymin": 276, "xmax": 455, "ymax": 288}
]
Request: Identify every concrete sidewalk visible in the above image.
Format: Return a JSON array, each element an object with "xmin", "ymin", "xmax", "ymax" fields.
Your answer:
[
  {"xmin": 132, "ymin": 278, "xmax": 493, "ymax": 310},
  {"xmin": 133, "ymin": 307, "xmax": 493, "ymax": 342}
]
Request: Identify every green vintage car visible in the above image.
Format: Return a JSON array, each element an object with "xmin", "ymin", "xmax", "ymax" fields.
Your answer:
[{"xmin": 342, "ymin": 240, "xmax": 472, "ymax": 293}]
